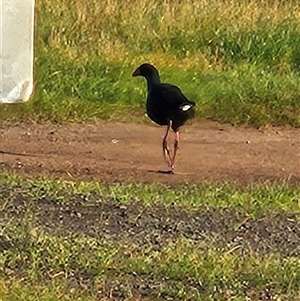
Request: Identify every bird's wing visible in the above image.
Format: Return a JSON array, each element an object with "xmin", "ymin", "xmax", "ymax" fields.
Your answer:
[
  {"xmin": 155, "ymin": 83, "xmax": 194, "ymax": 108},
  {"xmin": 148, "ymin": 83, "xmax": 196, "ymax": 127}
]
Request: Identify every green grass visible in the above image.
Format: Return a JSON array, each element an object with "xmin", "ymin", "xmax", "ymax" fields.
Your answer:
[
  {"xmin": 1, "ymin": 174, "xmax": 300, "ymax": 300},
  {"xmin": 1, "ymin": 174, "xmax": 299, "ymax": 217},
  {"xmin": 1, "ymin": 235, "xmax": 300, "ymax": 300},
  {"xmin": 1, "ymin": 0, "xmax": 300, "ymax": 127}
]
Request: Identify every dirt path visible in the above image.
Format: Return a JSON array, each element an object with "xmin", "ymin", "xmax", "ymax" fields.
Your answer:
[{"xmin": 1, "ymin": 121, "xmax": 299, "ymax": 184}]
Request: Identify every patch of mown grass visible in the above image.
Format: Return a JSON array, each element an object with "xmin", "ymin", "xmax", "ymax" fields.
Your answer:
[
  {"xmin": 0, "ymin": 285, "xmax": 91, "ymax": 301},
  {"xmin": 1, "ymin": 231, "xmax": 300, "ymax": 300},
  {"xmin": 1, "ymin": 0, "xmax": 300, "ymax": 127},
  {"xmin": 121, "ymin": 238, "xmax": 300, "ymax": 299},
  {"xmin": 1, "ymin": 174, "xmax": 300, "ymax": 300},
  {"xmin": 1, "ymin": 173, "xmax": 299, "ymax": 221}
]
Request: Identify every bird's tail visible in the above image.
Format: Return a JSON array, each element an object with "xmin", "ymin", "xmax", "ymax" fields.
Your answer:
[{"xmin": 180, "ymin": 101, "xmax": 196, "ymax": 118}]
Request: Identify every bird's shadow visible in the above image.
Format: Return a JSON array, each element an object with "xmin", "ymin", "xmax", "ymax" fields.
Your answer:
[
  {"xmin": 147, "ymin": 169, "xmax": 174, "ymax": 174},
  {"xmin": 0, "ymin": 150, "xmax": 36, "ymax": 157},
  {"xmin": 147, "ymin": 169, "xmax": 193, "ymax": 176},
  {"xmin": 157, "ymin": 169, "xmax": 175, "ymax": 174}
]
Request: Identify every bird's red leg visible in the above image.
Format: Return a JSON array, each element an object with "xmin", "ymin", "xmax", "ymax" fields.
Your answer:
[
  {"xmin": 162, "ymin": 121, "xmax": 173, "ymax": 168},
  {"xmin": 171, "ymin": 131, "xmax": 180, "ymax": 170}
]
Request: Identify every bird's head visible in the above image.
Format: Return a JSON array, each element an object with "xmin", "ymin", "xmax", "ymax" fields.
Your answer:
[{"xmin": 132, "ymin": 63, "xmax": 159, "ymax": 79}]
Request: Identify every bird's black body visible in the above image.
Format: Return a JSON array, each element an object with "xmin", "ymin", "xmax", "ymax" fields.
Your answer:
[
  {"xmin": 147, "ymin": 82, "xmax": 195, "ymax": 131},
  {"xmin": 132, "ymin": 63, "xmax": 196, "ymax": 171},
  {"xmin": 132, "ymin": 63, "xmax": 195, "ymax": 131}
]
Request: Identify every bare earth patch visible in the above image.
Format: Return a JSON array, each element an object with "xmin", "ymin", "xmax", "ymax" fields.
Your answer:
[{"xmin": 1, "ymin": 120, "xmax": 299, "ymax": 184}]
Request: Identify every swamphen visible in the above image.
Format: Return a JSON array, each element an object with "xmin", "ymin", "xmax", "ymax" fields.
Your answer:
[{"xmin": 132, "ymin": 63, "xmax": 196, "ymax": 172}]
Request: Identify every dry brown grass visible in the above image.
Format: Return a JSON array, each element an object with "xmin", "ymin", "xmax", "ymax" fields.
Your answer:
[{"xmin": 37, "ymin": 0, "xmax": 300, "ymax": 66}]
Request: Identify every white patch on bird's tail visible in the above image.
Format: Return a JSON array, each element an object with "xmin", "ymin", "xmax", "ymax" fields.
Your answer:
[{"xmin": 180, "ymin": 104, "xmax": 193, "ymax": 111}]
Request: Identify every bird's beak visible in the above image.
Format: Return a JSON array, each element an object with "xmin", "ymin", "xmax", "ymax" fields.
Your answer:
[{"xmin": 132, "ymin": 68, "xmax": 140, "ymax": 77}]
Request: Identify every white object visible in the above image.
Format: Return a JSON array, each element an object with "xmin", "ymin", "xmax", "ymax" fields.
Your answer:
[
  {"xmin": 0, "ymin": 0, "xmax": 35, "ymax": 103},
  {"xmin": 180, "ymin": 104, "xmax": 193, "ymax": 111}
]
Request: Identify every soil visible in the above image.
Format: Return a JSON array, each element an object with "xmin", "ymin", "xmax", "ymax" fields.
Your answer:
[{"xmin": 1, "ymin": 120, "xmax": 299, "ymax": 184}]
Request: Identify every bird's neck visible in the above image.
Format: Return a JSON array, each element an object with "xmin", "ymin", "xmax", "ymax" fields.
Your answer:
[{"xmin": 144, "ymin": 73, "xmax": 161, "ymax": 91}]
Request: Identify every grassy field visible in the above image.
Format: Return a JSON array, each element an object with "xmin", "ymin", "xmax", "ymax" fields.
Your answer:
[
  {"xmin": 1, "ymin": 0, "xmax": 300, "ymax": 126},
  {"xmin": 0, "ymin": 174, "xmax": 300, "ymax": 300}
]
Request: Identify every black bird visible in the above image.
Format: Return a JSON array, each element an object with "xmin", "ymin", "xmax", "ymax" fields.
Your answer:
[{"xmin": 132, "ymin": 63, "xmax": 196, "ymax": 172}]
